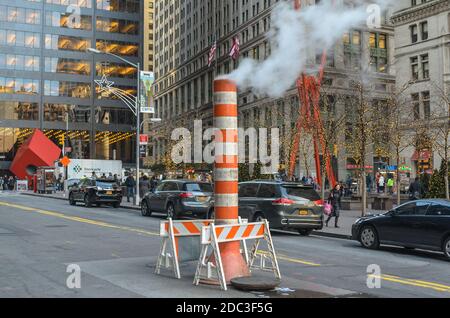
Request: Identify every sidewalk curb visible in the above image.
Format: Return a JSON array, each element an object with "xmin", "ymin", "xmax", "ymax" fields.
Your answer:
[
  {"xmin": 21, "ymin": 192, "xmax": 141, "ymax": 211},
  {"xmin": 312, "ymin": 231, "xmax": 352, "ymax": 240}
]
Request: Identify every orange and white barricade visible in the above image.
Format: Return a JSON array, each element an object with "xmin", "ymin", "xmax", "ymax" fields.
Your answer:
[
  {"xmin": 155, "ymin": 218, "xmax": 213, "ymax": 279},
  {"xmin": 193, "ymin": 220, "xmax": 281, "ymax": 291}
]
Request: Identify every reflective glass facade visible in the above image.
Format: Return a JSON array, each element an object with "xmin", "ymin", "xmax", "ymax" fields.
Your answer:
[{"xmin": 0, "ymin": 0, "xmax": 142, "ymax": 169}]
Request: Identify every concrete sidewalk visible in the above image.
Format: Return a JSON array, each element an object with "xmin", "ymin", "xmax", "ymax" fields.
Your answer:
[{"xmin": 20, "ymin": 191, "xmax": 384, "ymax": 240}]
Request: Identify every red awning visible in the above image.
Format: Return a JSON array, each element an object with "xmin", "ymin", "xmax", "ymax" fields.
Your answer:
[{"xmin": 411, "ymin": 150, "xmax": 431, "ymax": 161}]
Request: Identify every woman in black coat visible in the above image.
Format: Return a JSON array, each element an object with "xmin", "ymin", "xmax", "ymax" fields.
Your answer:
[{"xmin": 326, "ymin": 184, "xmax": 342, "ymax": 228}]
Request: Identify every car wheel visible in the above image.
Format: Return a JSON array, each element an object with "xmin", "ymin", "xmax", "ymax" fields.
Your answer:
[
  {"xmin": 359, "ymin": 225, "xmax": 379, "ymax": 250},
  {"xmin": 84, "ymin": 194, "xmax": 92, "ymax": 208},
  {"xmin": 253, "ymin": 212, "xmax": 265, "ymax": 223},
  {"xmin": 166, "ymin": 203, "xmax": 176, "ymax": 219},
  {"xmin": 69, "ymin": 193, "xmax": 76, "ymax": 206},
  {"xmin": 443, "ymin": 236, "xmax": 450, "ymax": 260},
  {"xmin": 141, "ymin": 200, "xmax": 152, "ymax": 217},
  {"xmin": 207, "ymin": 208, "xmax": 214, "ymax": 220},
  {"xmin": 112, "ymin": 202, "xmax": 120, "ymax": 209},
  {"xmin": 298, "ymin": 229, "xmax": 313, "ymax": 236}
]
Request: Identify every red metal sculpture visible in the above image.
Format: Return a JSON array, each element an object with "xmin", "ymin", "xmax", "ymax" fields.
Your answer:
[
  {"xmin": 10, "ymin": 129, "xmax": 61, "ymax": 179},
  {"xmin": 289, "ymin": 0, "xmax": 337, "ymax": 188}
]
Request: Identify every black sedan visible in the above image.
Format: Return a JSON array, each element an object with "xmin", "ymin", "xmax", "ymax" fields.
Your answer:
[
  {"xmin": 69, "ymin": 179, "xmax": 122, "ymax": 208},
  {"xmin": 140, "ymin": 180, "xmax": 214, "ymax": 219},
  {"xmin": 352, "ymin": 199, "xmax": 450, "ymax": 260}
]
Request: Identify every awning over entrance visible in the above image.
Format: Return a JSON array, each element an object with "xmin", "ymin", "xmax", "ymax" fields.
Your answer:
[{"xmin": 411, "ymin": 150, "xmax": 431, "ymax": 161}]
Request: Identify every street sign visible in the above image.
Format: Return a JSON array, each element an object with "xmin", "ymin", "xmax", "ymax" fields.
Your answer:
[
  {"xmin": 139, "ymin": 145, "xmax": 147, "ymax": 158},
  {"xmin": 139, "ymin": 134, "xmax": 149, "ymax": 145},
  {"xmin": 140, "ymin": 71, "xmax": 155, "ymax": 114},
  {"xmin": 60, "ymin": 156, "xmax": 71, "ymax": 168}
]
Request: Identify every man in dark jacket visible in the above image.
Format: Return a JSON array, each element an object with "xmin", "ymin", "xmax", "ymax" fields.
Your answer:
[{"xmin": 125, "ymin": 174, "xmax": 136, "ymax": 203}]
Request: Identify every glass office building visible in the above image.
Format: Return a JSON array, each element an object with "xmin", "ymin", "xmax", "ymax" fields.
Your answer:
[{"xmin": 0, "ymin": 0, "xmax": 142, "ymax": 171}]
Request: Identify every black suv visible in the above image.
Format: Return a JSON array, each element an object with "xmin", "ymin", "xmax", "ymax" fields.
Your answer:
[
  {"xmin": 69, "ymin": 179, "xmax": 122, "ymax": 208},
  {"xmin": 238, "ymin": 180, "xmax": 324, "ymax": 236},
  {"xmin": 141, "ymin": 180, "xmax": 214, "ymax": 219}
]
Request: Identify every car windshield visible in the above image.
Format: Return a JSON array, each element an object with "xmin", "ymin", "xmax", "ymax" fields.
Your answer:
[
  {"xmin": 96, "ymin": 181, "xmax": 117, "ymax": 189},
  {"xmin": 184, "ymin": 183, "xmax": 213, "ymax": 193},
  {"xmin": 282, "ymin": 186, "xmax": 321, "ymax": 201}
]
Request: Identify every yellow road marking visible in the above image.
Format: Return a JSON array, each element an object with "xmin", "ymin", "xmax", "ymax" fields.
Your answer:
[
  {"xmin": 369, "ymin": 274, "xmax": 450, "ymax": 293},
  {"xmin": 257, "ymin": 250, "xmax": 321, "ymax": 267},
  {"xmin": 0, "ymin": 201, "xmax": 159, "ymax": 237}
]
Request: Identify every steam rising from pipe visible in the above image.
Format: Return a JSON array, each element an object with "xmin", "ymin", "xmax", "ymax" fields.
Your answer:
[{"xmin": 222, "ymin": 0, "xmax": 390, "ymax": 97}]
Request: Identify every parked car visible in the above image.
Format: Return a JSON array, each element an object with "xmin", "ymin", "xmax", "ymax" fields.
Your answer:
[
  {"xmin": 69, "ymin": 179, "xmax": 122, "ymax": 208},
  {"xmin": 238, "ymin": 180, "xmax": 324, "ymax": 236},
  {"xmin": 140, "ymin": 180, "xmax": 214, "ymax": 219},
  {"xmin": 352, "ymin": 199, "xmax": 450, "ymax": 260}
]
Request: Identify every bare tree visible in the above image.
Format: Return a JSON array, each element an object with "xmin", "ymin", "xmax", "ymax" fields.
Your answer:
[
  {"xmin": 345, "ymin": 77, "xmax": 381, "ymax": 217},
  {"xmin": 383, "ymin": 82, "xmax": 417, "ymax": 205}
]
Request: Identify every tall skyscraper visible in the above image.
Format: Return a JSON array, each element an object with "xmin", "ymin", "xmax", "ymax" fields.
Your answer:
[{"xmin": 0, "ymin": 0, "xmax": 142, "ymax": 172}]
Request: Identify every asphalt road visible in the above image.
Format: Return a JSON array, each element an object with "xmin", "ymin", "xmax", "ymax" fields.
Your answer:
[{"xmin": 0, "ymin": 192, "xmax": 449, "ymax": 298}]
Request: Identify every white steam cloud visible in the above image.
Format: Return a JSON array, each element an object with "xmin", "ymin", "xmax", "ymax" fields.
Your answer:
[{"xmin": 223, "ymin": 0, "xmax": 390, "ymax": 97}]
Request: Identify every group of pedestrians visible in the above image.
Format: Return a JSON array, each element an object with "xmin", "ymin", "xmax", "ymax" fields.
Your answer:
[
  {"xmin": 124, "ymin": 174, "xmax": 160, "ymax": 203},
  {"xmin": 0, "ymin": 175, "xmax": 16, "ymax": 191}
]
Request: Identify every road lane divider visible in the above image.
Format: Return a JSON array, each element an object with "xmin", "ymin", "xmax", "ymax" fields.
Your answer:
[
  {"xmin": 369, "ymin": 274, "xmax": 450, "ymax": 293},
  {"xmin": 0, "ymin": 201, "xmax": 158, "ymax": 237}
]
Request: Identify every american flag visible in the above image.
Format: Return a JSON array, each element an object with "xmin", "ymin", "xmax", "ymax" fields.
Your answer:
[
  {"xmin": 207, "ymin": 40, "xmax": 217, "ymax": 67},
  {"xmin": 229, "ymin": 36, "xmax": 240, "ymax": 60}
]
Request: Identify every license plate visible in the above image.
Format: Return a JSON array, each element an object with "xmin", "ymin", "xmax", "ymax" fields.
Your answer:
[
  {"xmin": 196, "ymin": 196, "xmax": 208, "ymax": 202},
  {"xmin": 298, "ymin": 210, "xmax": 309, "ymax": 216},
  {"xmin": 106, "ymin": 191, "xmax": 113, "ymax": 195}
]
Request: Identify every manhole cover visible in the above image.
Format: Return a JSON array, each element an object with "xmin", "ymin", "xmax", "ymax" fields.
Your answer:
[{"xmin": 231, "ymin": 276, "xmax": 281, "ymax": 291}]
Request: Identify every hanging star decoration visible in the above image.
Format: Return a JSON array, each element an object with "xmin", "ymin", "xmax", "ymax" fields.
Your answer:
[{"xmin": 95, "ymin": 75, "xmax": 114, "ymax": 92}]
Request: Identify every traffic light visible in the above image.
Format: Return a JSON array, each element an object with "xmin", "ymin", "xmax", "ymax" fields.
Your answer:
[{"xmin": 58, "ymin": 134, "xmax": 65, "ymax": 146}]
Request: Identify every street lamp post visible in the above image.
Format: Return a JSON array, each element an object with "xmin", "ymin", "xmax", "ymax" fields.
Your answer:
[{"xmin": 88, "ymin": 48, "xmax": 145, "ymax": 206}]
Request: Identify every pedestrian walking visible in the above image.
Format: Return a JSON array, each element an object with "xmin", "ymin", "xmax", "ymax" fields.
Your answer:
[
  {"xmin": 409, "ymin": 177, "xmax": 422, "ymax": 200},
  {"xmin": 326, "ymin": 184, "xmax": 342, "ymax": 228},
  {"xmin": 140, "ymin": 175, "xmax": 150, "ymax": 198},
  {"xmin": 125, "ymin": 174, "xmax": 136, "ymax": 203}
]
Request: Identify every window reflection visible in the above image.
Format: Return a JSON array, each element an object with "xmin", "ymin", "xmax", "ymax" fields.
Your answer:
[
  {"xmin": 44, "ymin": 80, "xmax": 91, "ymax": 98},
  {"xmin": 44, "ymin": 104, "xmax": 91, "ymax": 123},
  {"xmin": 96, "ymin": 39, "xmax": 138, "ymax": 57},
  {"xmin": 45, "ymin": 58, "xmax": 91, "ymax": 75},
  {"xmin": 96, "ymin": 62, "xmax": 137, "ymax": 79},
  {"xmin": 0, "ymin": 29, "xmax": 40, "ymax": 48},
  {"xmin": 96, "ymin": 17, "xmax": 139, "ymax": 35},
  {"xmin": 96, "ymin": 0, "xmax": 139, "ymax": 13},
  {"xmin": 45, "ymin": 11, "xmax": 92, "ymax": 30},
  {"xmin": 0, "ymin": 6, "xmax": 41, "ymax": 24},
  {"xmin": 46, "ymin": 0, "xmax": 91, "ymax": 8},
  {"xmin": 0, "ymin": 54, "xmax": 40, "ymax": 72},
  {"xmin": 0, "ymin": 77, "xmax": 39, "ymax": 95},
  {"xmin": 95, "ymin": 107, "xmax": 134, "ymax": 125},
  {"xmin": 0, "ymin": 102, "xmax": 39, "ymax": 120},
  {"xmin": 45, "ymin": 34, "xmax": 89, "ymax": 52}
]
